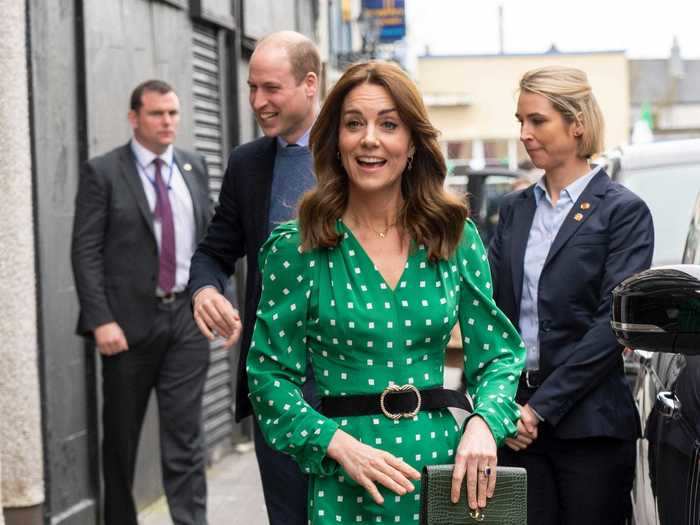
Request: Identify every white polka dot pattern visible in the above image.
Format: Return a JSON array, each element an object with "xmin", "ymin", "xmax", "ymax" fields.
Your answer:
[{"xmin": 247, "ymin": 220, "xmax": 525, "ymax": 524}]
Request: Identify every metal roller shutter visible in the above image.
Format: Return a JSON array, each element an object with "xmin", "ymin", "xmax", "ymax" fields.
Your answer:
[
  {"xmin": 192, "ymin": 23, "xmax": 235, "ymax": 453},
  {"xmin": 193, "ymin": 24, "xmax": 226, "ymax": 201}
]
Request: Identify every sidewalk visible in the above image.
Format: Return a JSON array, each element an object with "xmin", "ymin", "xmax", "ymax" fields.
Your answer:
[{"xmin": 139, "ymin": 444, "xmax": 269, "ymax": 525}]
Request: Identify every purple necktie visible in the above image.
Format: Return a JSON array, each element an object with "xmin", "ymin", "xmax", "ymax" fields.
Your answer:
[{"xmin": 153, "ymin": 158, "xmax": 176, "ymax": 294}]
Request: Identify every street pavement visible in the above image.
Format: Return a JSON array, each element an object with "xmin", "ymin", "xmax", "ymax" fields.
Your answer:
[{"xmin": 139, "ymin": 444, "xmax": 269, "ymax": 525}]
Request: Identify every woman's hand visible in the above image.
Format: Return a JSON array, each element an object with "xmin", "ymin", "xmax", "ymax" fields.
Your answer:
[
  {"xmin": 326, "ymin": 429, "xmax": 420, "ymax": 505},
  {"xmin": 452, "ymin": 415, "xmax": 497, "ymax": 510},
  {"xmin": 505, "ymin": 403, "xmax": 539, "ymax": 451}
]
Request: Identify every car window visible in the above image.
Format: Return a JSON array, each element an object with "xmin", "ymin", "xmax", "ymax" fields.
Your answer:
[{"xmin": 620, "ymin": 164, "xmax": 700, "ymax": 266}]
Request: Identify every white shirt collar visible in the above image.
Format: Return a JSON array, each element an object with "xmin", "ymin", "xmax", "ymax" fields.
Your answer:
[
  {"xmin": 277, "ymin": 127, "xmax": 311, "ymax": 148},
  {"xmin": 534, "ymin": 165, "xmax": 601, "ymax": 205},
  {"xmin": 130, "ymin": 138, "xmax": 174, "ymax": 168}
]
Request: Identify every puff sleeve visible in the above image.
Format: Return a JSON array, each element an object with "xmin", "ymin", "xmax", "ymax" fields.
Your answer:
[
  {"xmin": 247, "ymin": 222, "xmax": 339, "ymax": 476},
  {"xmin": 457, "ymin": 220, "xmax": 526, "ymax": 445}
]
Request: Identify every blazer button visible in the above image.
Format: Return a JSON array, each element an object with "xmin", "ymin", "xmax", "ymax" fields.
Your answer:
[{"xmin": 540, "ymin": 320, "xmax": 552, "ymax": 332}]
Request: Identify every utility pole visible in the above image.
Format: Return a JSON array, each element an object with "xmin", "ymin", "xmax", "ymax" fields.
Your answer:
[{"xmin": 498, "ymin": 4, "xmax": 504, "ymax": 54}]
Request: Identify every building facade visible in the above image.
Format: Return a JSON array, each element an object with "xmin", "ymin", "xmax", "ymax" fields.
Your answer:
[
  {"xmin": 416, "ymin": 50, "xmax": 630, "ymax": 171},
  {"xmin": 630, "ymin": 38, "xmax": 700, "ymax": 141}
]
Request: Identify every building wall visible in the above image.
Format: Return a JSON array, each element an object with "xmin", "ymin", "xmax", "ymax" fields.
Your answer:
[
  {"xmin": 83, "ymin": 1, "xmax": 197, "ymax": 155},
  {"xmin": 0, "ymin": 0, "xmax": 44, "ymax": 523},
  {"xmin": 653, "ymin": 103, "xmax": 700, "ymax": 132},
  {"xmin": 417, "ymin": 52, "xmax": 630, "ymax": 157},
  {"xmin": 243, "ymin": 0, "xmax": 299, "ymax": 40},
  {"xmin": 28, "ymin": 0, "xmax": 101, "ymax": 521}
]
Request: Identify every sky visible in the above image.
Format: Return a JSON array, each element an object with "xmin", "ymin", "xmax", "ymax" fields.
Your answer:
[{"xmin": 405, "ymin": 0, "xmax": 700, "ymax": 62}]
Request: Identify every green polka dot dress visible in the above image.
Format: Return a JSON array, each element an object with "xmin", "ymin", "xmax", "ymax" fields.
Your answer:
[{"xmin": 247, "ymin": 219, "xmax": 525, "ymax": 524}]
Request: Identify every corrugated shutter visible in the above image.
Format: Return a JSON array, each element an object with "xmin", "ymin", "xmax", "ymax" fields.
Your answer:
[
  {"xmin": 192, "ymin": 23, "xmax": 235, "ymax": 451},
  {"xmin": 193, "ymin": 24, "xmax": 226, "ymax": 201}
]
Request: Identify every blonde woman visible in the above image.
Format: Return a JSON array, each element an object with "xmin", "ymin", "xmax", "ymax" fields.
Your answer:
[{"xmin": 490, "ymin": 66, "xmax": 654, "ymax": 525}]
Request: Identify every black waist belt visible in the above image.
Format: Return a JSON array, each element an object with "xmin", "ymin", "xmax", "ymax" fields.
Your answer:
[
  {"xmin": 320, "ymin": 385, "xmax": 471, "ymax": 420},
  {"xmin": 157, "ymin": 291, "xmax": 188, "ymax": 304}
]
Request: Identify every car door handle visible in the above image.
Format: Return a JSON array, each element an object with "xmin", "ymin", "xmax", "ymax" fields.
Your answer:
[{"xmin": 655, "ymin": 391, "xmax": 681, "ymax": 419}]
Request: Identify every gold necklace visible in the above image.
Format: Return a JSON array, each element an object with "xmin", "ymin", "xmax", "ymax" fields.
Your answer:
[
  {"xmin": 367, "ymin": 222, "xmax": 396, "ymax": 239},
  {"xmin": 344, "ymin": 216, "xmax": 397, "ymax": 239}
]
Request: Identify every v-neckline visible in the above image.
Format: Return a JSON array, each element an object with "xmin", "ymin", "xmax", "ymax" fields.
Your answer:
[{"xmin": 338, "ymin": 219, "xmax": 415, "ymax": 293}]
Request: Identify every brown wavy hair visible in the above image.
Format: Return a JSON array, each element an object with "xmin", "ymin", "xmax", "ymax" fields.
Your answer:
[{"xmin": 298, "ymin": 61, "xmax": 468, "ymax": 261}]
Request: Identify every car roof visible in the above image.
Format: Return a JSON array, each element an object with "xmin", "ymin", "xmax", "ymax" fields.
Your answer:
[{"xmin": 614, "ymin": 139, "xmax": 700, "ymax": 171}]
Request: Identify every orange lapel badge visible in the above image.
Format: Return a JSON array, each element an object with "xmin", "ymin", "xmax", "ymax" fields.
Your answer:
[{"xmin": 580, "ymin": 202, "xmax": 591, "ymax": 210}]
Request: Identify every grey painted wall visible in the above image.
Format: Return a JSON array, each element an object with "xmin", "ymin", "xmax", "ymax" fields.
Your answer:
[
  {"xmin": 237, "ymin": 57, "xmax": 257, "ymax": 144},
  {"xmin": 28, "ymin": 0, "xmax": 99, "ymax": 521},
  {"xmin": 243, "ymin": 0, "xmax": 297, "ymax": 40},
  {"xmin": 83, "ymin": 0, "xmax": 196, "ymax": 155},
  {"xmin": 243, "ymin": 0, "xmax": 316, "ymax": 40}
]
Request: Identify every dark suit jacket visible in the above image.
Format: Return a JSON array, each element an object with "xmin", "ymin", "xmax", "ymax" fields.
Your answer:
[
  {"xmin": 189, "ymin": 136, "xmax": 278, "ymax": 421},
  {"xmin": 72, "ymin": 142, "xmax": 210, "ymax": 345},
  {"xmin": 488, "ymin": 170, "xmax": 653, "ymax": 440}
]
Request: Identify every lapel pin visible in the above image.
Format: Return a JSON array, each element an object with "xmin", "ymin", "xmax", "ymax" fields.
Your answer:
[
  {"xmin": 183, "ymin": 163, "xmax": 193, "ymax": 172},
  {"xmin": 580, "ymin": 202, "xmax": 591, "ymax": 210},
  {"xmin": 573, "ymin": 213, "xmax": 584, "ymax": 221}
]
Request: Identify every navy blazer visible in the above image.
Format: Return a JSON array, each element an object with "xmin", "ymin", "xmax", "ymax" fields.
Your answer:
[
  {"xmin": 189, "ymin": 136, "xmax": 278, "ymax": 421},
  {"xmin": 488, "ymin": 170, "xmax": 653, "ymax": 440}
]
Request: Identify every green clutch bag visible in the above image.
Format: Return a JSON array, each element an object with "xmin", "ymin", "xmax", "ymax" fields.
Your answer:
[{"xmin": 419, "ymin": 464, "xmax": 527, "ymax": 524}]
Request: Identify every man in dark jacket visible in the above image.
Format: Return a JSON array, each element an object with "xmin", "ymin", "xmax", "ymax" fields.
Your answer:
[
  {"xmin": 71, "ymin": 80, "xmax": 211, "ymax": 525},
  {"xmin": 188, "ymin": 31, "xmax": 319, "ymax": 525}
]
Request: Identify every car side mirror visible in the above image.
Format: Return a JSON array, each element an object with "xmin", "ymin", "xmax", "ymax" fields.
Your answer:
[{"xmin": 611, "ymin": 265, "xmax": 700, "ymax": 355}]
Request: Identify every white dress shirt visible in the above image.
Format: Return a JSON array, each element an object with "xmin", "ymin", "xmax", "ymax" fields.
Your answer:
[{"xmin": 130, "ymin": 139, "xmax": 196, "ymax": 294}]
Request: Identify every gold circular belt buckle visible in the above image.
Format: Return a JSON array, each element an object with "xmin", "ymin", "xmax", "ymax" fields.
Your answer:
[
  {"xmin": 379, "ymin": 384, "xmax": 422, "ymax": 420},
  {"xmin": 469, "ymin": 508, "xmax": 485, "ymax": 521}
]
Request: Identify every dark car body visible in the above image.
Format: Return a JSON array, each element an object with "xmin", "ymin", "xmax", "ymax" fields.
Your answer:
[
  {"xmin": 444, "ymin": 166, "xmax": 522, "ymax": 245},
  {"xmin": 612, "ymin": 199, "xmax": 700, "ymax": 524}
]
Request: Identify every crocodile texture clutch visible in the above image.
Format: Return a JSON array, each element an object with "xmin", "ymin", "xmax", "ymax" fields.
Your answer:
[{"xmin": 420, "ymin": 464, "xmax": 527, "ymax": 524}]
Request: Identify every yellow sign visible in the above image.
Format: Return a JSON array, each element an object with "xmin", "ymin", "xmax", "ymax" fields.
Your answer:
[{"xmin": 342, "ymin": 0, "xmax": 352, "ymax": 22}]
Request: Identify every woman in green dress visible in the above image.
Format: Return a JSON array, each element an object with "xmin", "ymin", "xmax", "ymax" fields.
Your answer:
[{"xmin": 247, "ymin": 61, "xmax": 525, "ymax": 524}]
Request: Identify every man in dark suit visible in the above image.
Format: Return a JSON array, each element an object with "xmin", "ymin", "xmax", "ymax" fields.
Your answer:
[
  {"xmin": 71, "ymin": 80, "xmax": 211, "ymax": 525},
  {"xmin": 188, "ymin": 31, "xmax": 319, "ymax": 525}
]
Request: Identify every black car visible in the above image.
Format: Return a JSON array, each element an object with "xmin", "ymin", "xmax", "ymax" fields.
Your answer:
[
  {"xmin": 444, "ymin": 166, "xmax": 523, "ymax": 245},
  {"xmin": 612, "ymin": 258, "xmax": 700, "ymax": 523}
]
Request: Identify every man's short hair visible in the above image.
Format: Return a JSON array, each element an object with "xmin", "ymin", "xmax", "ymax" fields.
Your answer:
[
  {"xmin": 256, "ymin": 32, "xmax": 321, "ymax": 85},
  {"xmin": 287, "ymin": 39, "xmax": 321, "ymax": 84},
  {"xmin": 130, "ymin": 80, "xmax": 175, "ymax": 112}
]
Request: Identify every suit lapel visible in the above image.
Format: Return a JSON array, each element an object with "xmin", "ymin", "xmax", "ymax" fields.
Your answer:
[
  {"xmin": 510, "ymin": 188, "xmax": 537, "ymax": 311},
  {"xmin": 119, "ymin": 145, "xmax": 155, "ymax": 239},
  {"xmin": 543, "ymin": 170, "xmax": 609, "ymax": 269},
  {"xmin": 253, "ymin": 138, "xmax": 278, "ymax": 245},
  {"xmin": 174, "ymin": 148, "xmax": 205, "ymax": 236}
]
